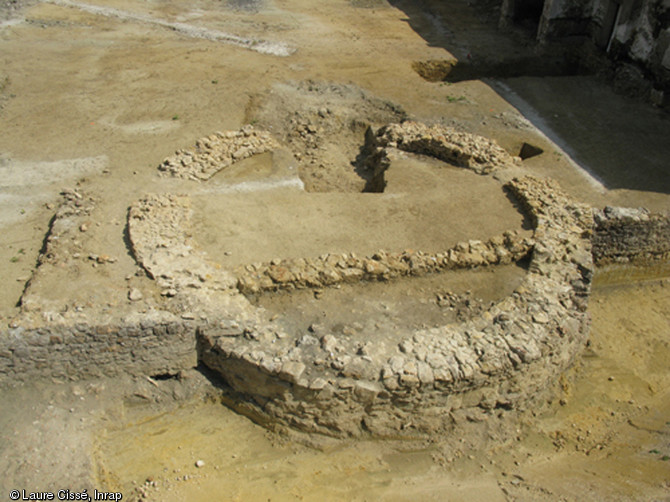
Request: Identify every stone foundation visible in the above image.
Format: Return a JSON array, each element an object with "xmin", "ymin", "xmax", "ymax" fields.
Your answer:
[
  {"xmin": 1, "ymin": 120, "xmax": 667, "ymax": 438},
  {"xmin": 196, "ymin": 175, "xmax": 594, "ymax": 437},
  {"xmin": 0, "ymin": 313, "xmax": 197, "ymax": 381},
  {"xmin": 592, "ymin": 206, "xmax": 670, "ymax": 265},
  {"xmin": 158, "ymin": 125, "xmax": 279, "ymax": 181},
  {"xmin": 234, "ymin": 231, "xmax": 532, "ymax": 295},
  {"xmin": 366, "ymin": 121, "xmax": 519, "ymax": 177}
]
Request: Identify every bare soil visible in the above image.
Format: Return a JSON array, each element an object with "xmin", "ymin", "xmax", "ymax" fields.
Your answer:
[
  {"xmin": 190, "ymin": 153, "xmax": 530, "ymax": 267},
  {"xmin": 254, "ymin": 263, "xmax": 527, "ymax": 348},
  {"xmin": 3, "ymin": 275, "xmax": 667, "ymax": 501},
  {"xmin": 0, "ymin": 0, "xmax": 669, "ymax": 500}
]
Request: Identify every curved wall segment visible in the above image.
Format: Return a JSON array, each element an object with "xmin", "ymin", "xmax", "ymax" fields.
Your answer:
[{"xmin": 4, "ymin": 119, "xmax": 666, "ymax": 440}]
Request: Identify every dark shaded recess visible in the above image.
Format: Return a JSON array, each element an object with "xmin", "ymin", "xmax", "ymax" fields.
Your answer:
[
  {"xmin": 193, "ymin": 360, "xmax": 280, "ymax": 431},
  {"xmin": 519, "ymin": 142, "xmax": 543, "ymax": 160},
  {"xmin": 16, "ymin": 212, "xmax": 58, "ymax": 308},
  {"xmin": 503, "ymin": 184, "xmax": 535, "ymax": 231},
  {"xmin": 440, "ymin": 56, "xmax": 586, "ymax": 82},
  {"xmin": 150, "ymin": 372, "xmax": 179, "ymax": 381},
  {"xmin": 513, "ymin": 0, "xmax": 543, "ymax": 23},
  {"xmin": 352, "ymin": 125, "xmax": 389, "ymax": 193},
  {"xmin": 512, "ymin": 0, "xmax": 544, "ymax": 34},
  {"xmin": 125, "ymin": 208, "xmax": 152, "ymax": 279}
]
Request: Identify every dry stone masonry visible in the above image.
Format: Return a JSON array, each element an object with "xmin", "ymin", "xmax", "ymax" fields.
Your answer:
[
  {"xmin": 367, "ymin": 121, "xmax": 519, "ymax": 175},
  {"xmin": 592, "ymin": 206, "xmax": 670, "ymax": 265},
  {"xmin": 158, "ymin": 125, "xmax": 279, "ymax": 181},
  {"xmin": 0, "ymin": 312, "xmax": 198, "ymax": 381},
  {"xmin": 128, "ymin": 194, "xmax": 237, "ymax": 293},
  {"xmin": 235, "ymin": 231, "xmax": 532, "ymax": 295},
  {"xmin": 0, "ymin": 191, "xmax": 198, "ymax": 381},
  {"xmin": 1, "ymin": 117, "xmax": 667, "ymax": 439},
  {"xmin": 197, "ymin": 175, "xmax": 595, "ymax": 437}
]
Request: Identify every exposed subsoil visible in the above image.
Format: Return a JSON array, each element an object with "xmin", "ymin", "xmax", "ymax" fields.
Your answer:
[
  {"xmin": 245, "ymin": 80, "xmax": 407, "ymax": 193},
  {"xmin": 2, "ymin": 276, "xmax": 668, "ymax": 501},
  {"xmin": 254, "ymin": 262, "xmax": 528, "ymax": 348},
  {"xmin": 189, "ymin": 151, "xmax": 531, "ymax": 268},
  {"xmin": 0, "ymin": 0, "xmax": 669, "ymax": 500}
]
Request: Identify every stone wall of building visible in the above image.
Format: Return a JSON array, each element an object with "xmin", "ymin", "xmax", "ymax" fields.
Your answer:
[
  {"xmin": 198, "ymin": 175, "xmax": 596, "ymax": 437},
  {"xmin": 0, "ymin": 188, "xmax": 202, "ymax": 383},
  {"xmin": 592, "ymin": 205, "xmax": 670, "ymax": 265},
  {"xmin": 500, "ymin": 0, "xmax": 670, "ymax": 103},
  {"xmin": 234, "ymin": 231, "xmax": 533, "ymax": 295},
  {"xmin": 1, "ymin": 120, "xmax": 666, "ymax": 440},
  {"xmin": 537, "ymin": 0, "xmax": 594, "ymax": 40},
  {"xmin": 591, "ymin": 0, "xmax": 670, "ymax": 101},
  {"xmin": 0, "ymin": 312, "xmax": 197, "ymax": 382}
]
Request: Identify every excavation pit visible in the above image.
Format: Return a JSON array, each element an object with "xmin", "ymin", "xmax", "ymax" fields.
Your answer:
[{"xmin": 6, "ymin": 84, "xmax": 667, "ymax": 440}]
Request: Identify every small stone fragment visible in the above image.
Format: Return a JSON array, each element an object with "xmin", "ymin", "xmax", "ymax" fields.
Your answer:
[
  {"xmin": 308, "ymin": 378, "xmax": 327, "ymax": 390},
  {"xmin": 320, "ymin": 334, "xmax": 338, "ymax": 352},
  {"xmin": 532, "ymin": 312, "xmax": 549, "ymax": 324},
  {"xmin": 280, "ymin": 361, "xmax": 306, "ymax": 383}
]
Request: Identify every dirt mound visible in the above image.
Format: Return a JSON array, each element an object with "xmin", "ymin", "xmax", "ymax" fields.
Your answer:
[
  {"xmin": 246, "ymin": 81, "xmax": 406, "ymax": 192},
  {"xmin": 412, "ymin": 59, "xmax": 458, "ymax": 82}
]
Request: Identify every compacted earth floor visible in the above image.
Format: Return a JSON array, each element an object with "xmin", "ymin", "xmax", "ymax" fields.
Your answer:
[{"xmin": 1, "ymin": 0, "xmax": 669, "ymax": 500}]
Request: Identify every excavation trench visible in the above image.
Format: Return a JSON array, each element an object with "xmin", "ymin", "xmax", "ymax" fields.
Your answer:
[{"xmin": 2, "ymin": 84, "xmax": 669, "ymax": 440}]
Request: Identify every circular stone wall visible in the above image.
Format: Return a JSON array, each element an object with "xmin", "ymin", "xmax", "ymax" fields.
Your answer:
[{"xmin": 127, "ymin": 119, "xmax": 595, "ymax": 437}]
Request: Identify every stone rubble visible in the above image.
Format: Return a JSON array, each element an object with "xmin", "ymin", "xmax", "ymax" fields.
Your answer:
[
  {"xmin": 367, "ymin": 120, "xmax": 519, "ymax": 176},
  {"xmin": 2, "ymin": 117, "xmax": 668, "ymax": 441},
  {"xmin": 235, "ymin": 231, "xmax": 532, "ymax": 294},
  {"xmin": 436, "ymin": 290, "xmax": 489, "ymax": 322},
  {"xmin": 157, "ymin": 125, "xmax": 279, "ymax": 181},
  {"xmin": 127, "ymin": 194, "xmax": 238, "ymax": 293},
  {"xmin": 18, "ymin": 188, "xmax": 97, "ymax": 314}
]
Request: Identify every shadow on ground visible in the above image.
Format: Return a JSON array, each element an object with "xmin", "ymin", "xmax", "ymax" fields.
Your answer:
[{"xmin": 389, "ymin": 0, "xmax": 670, "ymax": 195}]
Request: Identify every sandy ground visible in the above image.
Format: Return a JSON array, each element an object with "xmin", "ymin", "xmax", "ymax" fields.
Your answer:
[
  {"xmin": 1, "ymin": 276, "xmax": 668, "ymax": 501},
  {"xmin": 0, "ymin": 0, "xmax": 669, "ymax": 500},
  {"xmin": 1, "ymin": 0, "xmax": 667, "ymax": 317},
  {"xmin": 114, "ymin": 273, "xmax": 670, "ymax": 502}
]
